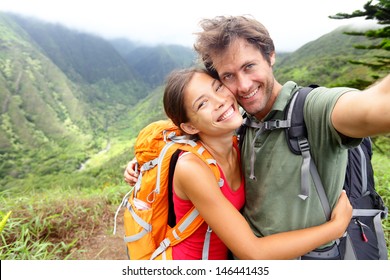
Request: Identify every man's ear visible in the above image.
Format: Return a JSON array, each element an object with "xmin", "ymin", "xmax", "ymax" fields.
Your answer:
[
  {"xmin": 270, "ymin": 51, "xmax": 276, "ymax": 67},
  {"xmin": 180, "ymin": 122, "xmax": 199, "ymax": 135}
]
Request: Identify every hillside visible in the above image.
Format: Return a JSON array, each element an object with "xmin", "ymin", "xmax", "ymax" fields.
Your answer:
[
  {"xmin": 274, "ymin": 24, "xmax": 387, "ymax": 87},
  {"xmin": 0, "ymin": 13, "xmax": 194, "ymax": 189},
  {"xmin": 111, "ymin": 39, "xmax": 196, "ymax": 87},
  {"xmin": 0, "ymin": 13, "xmax": 100, "ymax": 182}
]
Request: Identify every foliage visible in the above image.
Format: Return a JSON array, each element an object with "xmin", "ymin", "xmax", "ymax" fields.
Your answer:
[
  {"xmin": 329, "ymin": 0, "xmax": 390, "ymax": 85},
  {"xmin": 329, "ymin": 0, "xmax": 390, "ymax": 25}
]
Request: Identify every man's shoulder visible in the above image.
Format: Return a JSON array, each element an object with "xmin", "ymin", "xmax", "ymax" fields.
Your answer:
[
  {"xmin": 306, "ymin": 86, "xmax": 357, "ymax": 106},
  {"xmin": 271, "ymin": 81, "xmax": 299, "ymax": 112},
  {"xmin": 309, "ymin": 85, "xmax": 357, "ymax": 95}
]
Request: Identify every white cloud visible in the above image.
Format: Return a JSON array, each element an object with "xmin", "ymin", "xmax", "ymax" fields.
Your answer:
[{"xmin": 0, "ymin": 0, "xmax": 374, "ymax": 51}]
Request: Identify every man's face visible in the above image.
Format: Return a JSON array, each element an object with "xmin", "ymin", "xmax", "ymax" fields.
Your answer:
[{"xmin": 211, "ymin": 38, "xmax": 276, "ymax": 120}]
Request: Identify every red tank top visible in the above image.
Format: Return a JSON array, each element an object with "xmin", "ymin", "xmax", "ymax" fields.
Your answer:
[{"xmin": 172, "ymin": 147, "xmax": 245, "ymax": 260}]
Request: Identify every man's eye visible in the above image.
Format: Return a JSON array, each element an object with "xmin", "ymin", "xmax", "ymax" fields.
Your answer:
[
  {"xmin": 223, "ymin": 74, "xmax": 233, "ymax": 83},
  {"xmin": 246, "ymin": 64, "xmax": 255, "ymax": 70}
]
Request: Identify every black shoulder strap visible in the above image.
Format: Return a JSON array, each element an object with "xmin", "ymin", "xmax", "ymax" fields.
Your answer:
[
  {"xmin": 285, "ymin": 85, "xmax": 318, "ymax": 154},
  {"xmin": 167, "ymin": 149, "xmax": 181, "ymax": 227}
]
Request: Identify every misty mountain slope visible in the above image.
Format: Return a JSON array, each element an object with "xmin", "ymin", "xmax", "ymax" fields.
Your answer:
[
  {"xmin": 8, "ymin": 13, "xmax": 138, "ymax": 84},
  {"xmin": 274, "ymin": 24, "xmax": 386, "ymax": 87},
  {"xmin": 7, "ymin": 13, "xmax": 150, "ymax": 107},
  {"xmin": 111, "ymin": 39, "xmax": 196, "ymax": 87},
  {"xmin": 0, "ymin": 14, "xmax": 94, "ymax": 142},
  {"xmin": 0, "ymin": 13, "xmax": 105, "ymax": 180},
  {"xmin": 0, "ymin": 12, "xmax": 196, "ymax": 186}
]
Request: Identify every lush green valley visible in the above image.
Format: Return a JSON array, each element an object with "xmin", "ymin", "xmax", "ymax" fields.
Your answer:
[
  {"xmin": 0, "ymin": 13, "xmax": 190, "ymax": 189},
  {"xmin": 0, "ymin": 12, "xmax": 388, "ymax": 259}
]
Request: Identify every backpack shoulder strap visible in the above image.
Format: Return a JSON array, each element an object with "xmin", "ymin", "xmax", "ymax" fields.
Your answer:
[
  {"xmin": 285, "ymin": 85, "xmax": 332, "ymax": 220},
  {"xmin": 167, "ymin": 149, "xmax": 181, "ymax": 227},
  {"xmin": 285, "ymin": 85, "xmax": 318, "ymax": 154},
  {"xmin": 151, "ymin": 206, "xmax": 204, "ymax": 260},
  {"xmin": 152, "ymin": 140, "xmax": 223, "ymax": 260}
]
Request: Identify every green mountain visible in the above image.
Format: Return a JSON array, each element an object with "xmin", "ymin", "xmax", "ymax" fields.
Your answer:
[
  {"xmin": 274, "ymin": 24, "xmax": 386, "ymax": 87},
  {"xmin": 111, "ymin": 39, "xmax": 196, "ymax": 87},
  {"xmin": 7, "ymin": 13, "xmax": 149, "ymax": 109},
  {"xmin": 0, "ymin": 13, "xmax": 100, "ymax": 181},
  {"xmin": 0, "ymin": 13, "xmax": 195, "ymax": 189}
]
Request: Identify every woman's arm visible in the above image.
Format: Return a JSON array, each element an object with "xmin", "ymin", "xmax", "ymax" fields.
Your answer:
[{"xmin": 175, "ymin": 154, "xmax": 352, "ymax": 260}]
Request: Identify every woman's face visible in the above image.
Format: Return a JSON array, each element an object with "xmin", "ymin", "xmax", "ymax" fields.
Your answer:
[{"xmin": 181, "ymin": 72, "xmax": 243, "ymax": 137}]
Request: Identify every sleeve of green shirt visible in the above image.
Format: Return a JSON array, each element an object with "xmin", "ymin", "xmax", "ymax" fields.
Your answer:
[{"xmin": 304, "ymin": 86, "xmax": 362, "ymax": 209}]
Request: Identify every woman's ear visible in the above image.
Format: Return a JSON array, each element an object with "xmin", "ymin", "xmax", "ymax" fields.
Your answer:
[{"xmin": 180, "ymin": 122, "xmax": 199, "ymax": 135}]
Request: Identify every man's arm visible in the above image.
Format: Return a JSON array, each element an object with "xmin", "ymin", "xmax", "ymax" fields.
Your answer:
[{"xmin": 332, "ymin": 74, "xmax": 390, "ymax": 138}]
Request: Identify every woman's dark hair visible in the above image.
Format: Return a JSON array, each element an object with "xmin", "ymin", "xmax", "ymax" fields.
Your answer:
[{"xmin": 163, "ymin": 68, "xmax": 208, "ymax": 130}]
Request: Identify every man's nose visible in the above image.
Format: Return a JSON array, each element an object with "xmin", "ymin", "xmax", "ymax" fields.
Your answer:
[{"xmin": 236, "ymin": 74, "xmax": 251, "ymax": 93}]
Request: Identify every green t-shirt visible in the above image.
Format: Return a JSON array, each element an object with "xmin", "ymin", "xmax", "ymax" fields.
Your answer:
[{"xmin": 241, "ymin": 81, "xmax": 361, "ymax": 238}]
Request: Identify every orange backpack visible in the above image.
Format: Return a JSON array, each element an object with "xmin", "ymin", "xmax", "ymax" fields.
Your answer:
[{"xmin": 114, "ymin": 119, "xmax": 222, "ymax": 260}]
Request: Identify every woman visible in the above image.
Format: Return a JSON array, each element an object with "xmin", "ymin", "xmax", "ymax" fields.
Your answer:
[{"xmin": 131, "ymin": 67, "xmax": 352, "ymax": 260}]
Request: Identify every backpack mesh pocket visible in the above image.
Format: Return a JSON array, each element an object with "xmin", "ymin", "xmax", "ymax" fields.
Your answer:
[{"xmin": 124, "ymin": 197, "xmax": 157, "ymax": 260}]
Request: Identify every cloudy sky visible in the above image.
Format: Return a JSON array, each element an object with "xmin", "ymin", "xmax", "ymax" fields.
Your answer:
[{"xmin": 0, "ymin": 0, "xmax": 376, "ymax": 52}]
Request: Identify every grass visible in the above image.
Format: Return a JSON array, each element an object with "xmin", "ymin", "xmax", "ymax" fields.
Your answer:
[
  {"xmin": 372, "ymin": 151, "xmax": 390, "ymax": 256},
  {"xmin": 0, "ymin": 182, "xmax": 130, "ymax": 260},
  {"xmin": 0, "ymin": 211, "xmax": 12, "ymax": 233}
]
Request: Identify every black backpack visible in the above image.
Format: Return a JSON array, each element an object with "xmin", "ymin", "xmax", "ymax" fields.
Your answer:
[{"xmin": 239, "ymin": 85, "xmax": 388, "ymax": 260}]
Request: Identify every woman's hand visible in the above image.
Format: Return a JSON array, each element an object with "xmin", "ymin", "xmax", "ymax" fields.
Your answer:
[
  {"xmin": 123, "ymin": 157, "xmax": 139, "ymax": 186},
  {"xmin": 329, "ymin": 190, "xmax": 353, "ymax": 238}
]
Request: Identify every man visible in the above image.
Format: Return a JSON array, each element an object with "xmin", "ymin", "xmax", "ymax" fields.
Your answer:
[{"xmin": 125, "ymin": 15, "xmax": 390, "ymax": 259}]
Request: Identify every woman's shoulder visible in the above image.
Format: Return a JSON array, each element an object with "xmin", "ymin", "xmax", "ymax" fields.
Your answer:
[
  {"xmin": 175, "ymin": 151, "xmax": 212, "ymax": 172},
  {"xmin": 175, "ymin": 150, "xmax": 217, "ymax": 183},
  {"xmin": 173, "ymin": 150, "xmax": 221, "ymax": 199}
]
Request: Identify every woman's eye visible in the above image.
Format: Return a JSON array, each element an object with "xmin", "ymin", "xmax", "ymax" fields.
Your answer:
[{"xmin": 197, "ymin": 100, "xmax": 207, "ymax": 110}]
